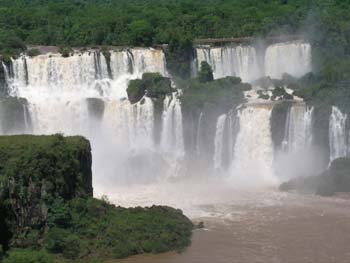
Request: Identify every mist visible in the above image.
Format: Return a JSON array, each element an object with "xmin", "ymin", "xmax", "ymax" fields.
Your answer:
[{"xmin": 0, "ymin": 38, "xmax": 342, "ymax": 216}]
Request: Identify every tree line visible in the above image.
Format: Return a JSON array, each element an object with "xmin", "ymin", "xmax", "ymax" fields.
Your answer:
[{"xmin": 0, "ymin": 0, "xmax": 350, "ymax": 85}]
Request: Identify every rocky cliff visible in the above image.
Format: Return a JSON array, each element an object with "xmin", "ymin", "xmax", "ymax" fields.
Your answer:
[{"xmin": 0, "ymin": 134, "xmax": 92, "ymax": 249}]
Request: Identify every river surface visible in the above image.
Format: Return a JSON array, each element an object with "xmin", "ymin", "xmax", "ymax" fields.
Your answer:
[{"xmin": 99, "ymin": 178, "xmax": 350, "ymax": 263}]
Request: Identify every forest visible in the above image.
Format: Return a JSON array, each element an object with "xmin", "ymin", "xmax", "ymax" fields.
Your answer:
[
  {"xmin": 0, "ymin": 0, "xmax": 348, "ymax": 58},
  {"xmin": 0, "ymin": 0, "xmax": 350, "ymax": 82}
]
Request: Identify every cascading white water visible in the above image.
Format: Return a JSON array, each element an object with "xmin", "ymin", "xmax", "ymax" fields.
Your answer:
[
  {"xmin": 329, "ymin": 106, "xmax": 348, "ymax": 162},
  {"xmin": 158, "ymin": 93, "xmax": 185, "ymax": 177},
  {"xmin": 226, "ymin": 112, "xmax": 239, "ymax": 166},
  {"xmin": 102, "ymin": 97, "xmax": 155, "ymax": 150},
  {"xmin": 4, "ymin": 48, "xmax": 183, "ymax": 187},
  {"xmin": 264, "ymin": 41, "xmax": 311, "ymax": 79},
  {"xmin": 1, "ymin": 41, "xmax": 319, "ymax": 189},
  {"xmin": 196, "ymin": 112, "xmax": 204, "ymax": 156},
  {"xmin": 195, "ymin": 45, "xmax": 260, "ymax": 82},
  {"xmin": 231, "ymin": 104, "xmax": 276, "ymax": 185},
  {"xmin": 213, "ymin": 114, "xmax": 227, "ymax": 170},
  {"xmin": 1, "ymin": 62, "xmax": 10, "ymax": 83},
  {"xmin": 160, "ymin": 93, "xmax": 184, "ymax": 156},
  {"xmin": 194, "ymin": 41, "xmax": 312, "ymax": 82},
  {"xmin": 274, "ymin": 103, "xmax": 315, "ymax": 179},
  {"xmin": 282, "ymin": 103, "xmax": 314, "ymax": 153}
]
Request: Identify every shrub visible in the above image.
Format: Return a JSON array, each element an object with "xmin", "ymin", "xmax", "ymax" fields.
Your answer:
[
  {"xmin": 45, "ymin": 227, "xmax": 70, "ymax": 254},
  {"xmin": 271, "ymin": 86, "xmax": 293, "ymax": 100},
  {"xmin": 127, "ymin": 73, "xmax": 172, "ymax": 104},
  {"xmin": 198, "ymin": 61, "xmax": 214, "ymax": 83},
  {"xmin": 46, "ymin": 198, "xmax": 72, "ymax": 228},
  {"xmin": 27, "ymin": 49, "xmax": 40, "ymax": 57},
  {"xmin": 127, "ymin": 79, "xmax": 145, "ymax": 104},
  {"xmin": 3, "ymin": 249, "xmax": 54, "ymax": 263},
  {"xmin": 142, "ymin": 73, "xmax": 172, "ymax": 98},
  {"xmin": 180, "ymin": 76, "xmax": 249, "ymax": 115},
  {"xmin": 62, "ymin": 234, "xmax": 81, "ymax": 259},
  {"xmin": 59, "ymin": 46, "xmax": 72, "ymax": 58}
]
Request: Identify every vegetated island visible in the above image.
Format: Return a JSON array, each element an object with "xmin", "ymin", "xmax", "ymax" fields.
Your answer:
[{"xmin": 0, "ymin": 135, "xmax": 193, "ymax": 263}]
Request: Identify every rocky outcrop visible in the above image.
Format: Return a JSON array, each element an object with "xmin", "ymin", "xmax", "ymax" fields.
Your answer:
[
  {"xmin": 280, "ymin": 157, "xmax": 350, "ymax": 196},
  {"xmin": 0, "ymin": 97, "xmax": 31, "ymax": 134},
  {"xmin": 127, "ymin": 73, "xmax": 173, "ymax": 104},
  {"xmin": 0, "ymin": 135, "xmax": 92, "ymax": 248}
]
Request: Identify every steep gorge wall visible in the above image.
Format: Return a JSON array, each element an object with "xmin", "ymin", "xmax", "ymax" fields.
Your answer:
[{"xmin": 0, "ymin": 135, "xmax": 92, "ymax": 248}]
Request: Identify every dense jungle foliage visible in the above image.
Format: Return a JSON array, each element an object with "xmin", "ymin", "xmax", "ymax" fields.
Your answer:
[
  {"xmin": 0, "ymin": 0, "xmax": 350, "ymax": 68},
  {"xmin": 0, "ymin": 135, "xmax": 193, "ymax": 262},
  {"xmin": 0, "ymin": 0, "xmax": 315, "ymax": 48},
  {"xmin": 0, "ymin": 0, "xmax": 349, "ymax": 80}
]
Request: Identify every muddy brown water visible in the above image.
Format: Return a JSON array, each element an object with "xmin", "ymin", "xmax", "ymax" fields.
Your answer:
[{"xmin": 108, "ymin": 192, "xmax": 350, "ymax": 263}]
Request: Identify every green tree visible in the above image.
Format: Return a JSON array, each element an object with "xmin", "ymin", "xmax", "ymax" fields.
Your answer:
[
  {"xmin": 198, "ymin": 61, "xmax": 214, "ymax": 83},
  {"xmin": 128, "ymin": 20, "xmax": 154, "ymax": 46}
]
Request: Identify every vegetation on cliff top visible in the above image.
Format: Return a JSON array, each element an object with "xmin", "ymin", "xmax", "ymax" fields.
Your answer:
[
  {"xmin": 180, "ymin": 62, "xmax": 250, "ymax": 115},
  {"xmin": 127, "ymin": 73, "xmax": 173, "ymax": 104},
  {"xmin": 0, "ymin": 135, "xmax": 93, "ymax": 251},
  {"xmin": 0, "ymin": 135, "xmax": 193, "ymax": 262},
  {"xmin": 198, "ymin": 61, "xmax": 214, "ymax": 83}
]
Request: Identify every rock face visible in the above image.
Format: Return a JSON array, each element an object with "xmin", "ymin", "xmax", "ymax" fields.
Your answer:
[
  {"xmin": 0, "ymin": 97, "xmax": 31, "ymax": 134},
  {"xmin": 279, "ymin": 157, "xmax": 350, "ymax": 196},
  {"xmin": 0, "ymin": 135, "xmax": 92, "ymax": 248}
]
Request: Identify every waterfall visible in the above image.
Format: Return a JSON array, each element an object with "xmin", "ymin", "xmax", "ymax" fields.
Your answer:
[
  {"xmin": 3, "ymin": 48, "xmax": 178, "ymax": 185},
  {"xmin": 194, "ymin": 41, "xmax": 312, "ymax": 82},
  {"xmin": 329, "ymin": 106, "xmax": 348, "ymax": 162},
  {"xmin": 213, "ymin": 114, "xmax": 227, "ymax": 170},
  {"xmin": 160, "ymin": 94, "xmax": 184, "ymax": 156},
  {"xmin": 231, "ymin": 104, "xmax": 276, "ymax": 184},
  {"xmin": 2, "ymin": 62, "xmax": 10, "ymax": 83},
  {"xmin": 10, "ymin": 57, "xmax": 27, "ymax": 89},
  {"xmin": 8, "ymin": 49, "xmax": 167, "ymax": 99},
  {"xmin": 1, "ymin": 62, "xmax": 10, "ymax": 93},
  {"xmin": 102, "ymin": 97, "xmax": 155, "ymax": 150},
  {"xmin": 0, "ymin": 42, "xmax": 321, "ymax": 187},
  {"xmin": 282, "ymin": 103, "xmax": 314, "ymax": 153},
  {"xmin": 93, "ymin": 52, "xmax": 109, "ymax": 80},
  {"xmin": 22, "ymin": 104, "xmax": 30, "ymax": 132},
  {"xmin": 226, "ymin": 112, "xmax": 239, "ymax": 166},
  {"xmin": 195, "ymin": 45, "xmax": 260, "ymax": 82},
  {"xmin": 109, "ymin": 48, "xmax": 167, "ymax": 80},
  {"xmin": 196, "ymin": 112, "xmax": 204, "ymax": 156},
  {"xmin": 265, "ymin": 41, "xmax": 311, "ymax": 79},
  {"xmin": 158, "ymin": 93, "xmax": 185, "ymax": 177}
]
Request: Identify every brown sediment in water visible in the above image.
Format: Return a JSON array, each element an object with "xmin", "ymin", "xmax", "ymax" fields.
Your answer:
[{"xmin": 109, "ymin": 193, "xmax": 350, "ymax": 263}]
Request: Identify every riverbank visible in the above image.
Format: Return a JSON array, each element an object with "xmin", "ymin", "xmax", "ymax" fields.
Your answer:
[{"xmin": 102, "ymin": 181, "xmax": 350, "ymax": 263}]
